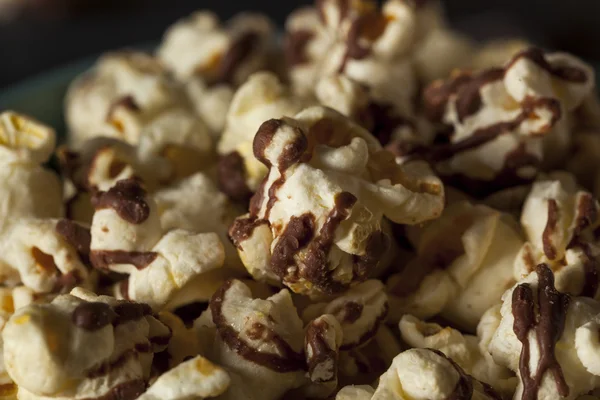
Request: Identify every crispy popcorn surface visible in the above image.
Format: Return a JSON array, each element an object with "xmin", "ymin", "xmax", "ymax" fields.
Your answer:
[{"xmin": 4, "ymin": 2, "xmax": 600, "ymax": 399}]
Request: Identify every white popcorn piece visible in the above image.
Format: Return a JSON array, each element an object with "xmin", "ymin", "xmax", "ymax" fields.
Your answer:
[
  {"xmin": 0, "ymin": 112, "xmax": 62, "ymax": 230},
  {"xmin": 387, "ymin": 200, "xmax": 523, "ymax": 330},
  {"xmin": 207, "ymin": 279, "xmax": 307, "ymax": 400},
  {"xmin": 422, "ymin": 48, "xmax": 595, "ymax": 195},
  {"xmin": 514, "ymin": 173, "xmax": 600, "ymax": 298},
  {"xmin": 158, "ymin": 11, "xmax": 274, "ymax": 85},
  {"xmin": 487, "ymin": 265, "xmax": 600, "ymax": 400},
  {"xmin": 230, "ymin": 106, "xmax": 443, "ymax": 296},
  {"xmin": 360, "ymin": 348, "xmax": 502, "ymax": 400},
  {"xmin": 302, "ymin": 280, "xmax": 388, "ymax": 350},
  {"xmin": 65, "ymin": 52, "xmax": 213, "ymax": 178},
  {"xmin": 138, "ymin": 355, "xmax": 230, "ymax": 400},
  {"xmin": 185, "ymin": 77, "xmax": 234, "ymax": 137},
  {"xmin": 0, "ymin": 219, "xmax": 89, "ymax": 294},
  {"xmin": 217, "ymin": 72, "xmax": 304, "ymax": 194},
  {"xmin": 90, "ymin": 179, "xmax": 226, "ymax": 310},
  {"xmin": 399, "ymin": 314, "xmax": 517, "ymax": 394},
  {"xmin": 153, "ymin": 172, "xmax": 244, "ymax": 271},
  {"xmin": 3, "ymin": 288, "xmax": 171, "ymax": 399}
]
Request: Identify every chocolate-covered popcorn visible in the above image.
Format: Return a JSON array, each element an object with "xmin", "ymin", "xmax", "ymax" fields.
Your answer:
[
  {"xmin": 3, "ymin": 288, "xmax": 171, "ymax": 399},
  {"xmin": 486, "ymin": 264, "xmax": 600, "ymax": 400},
  {"xmin": 421, "ymin": 48, "xmax": 595, "ymax": 197},
  {"xmin": 90, "ymin": 179, "xmax": 226, "ymax": 309},
  {"xmin": 230, "ymin": 106, "xmax": 443, "ymax": 296},
  {"xmin": 65, "ymin": 52, "xmax": 212, "ymax": 178},
  {"xmin": 217, "ymin": 72, "xmax": 305, "ymax": 198},
  {"xmin": 515, "ymin": 173, "xmax": 600, "ymax": 298},
  {"xmin": 158, "ymin": 11, "xmax": 274, "ymax": 86}
]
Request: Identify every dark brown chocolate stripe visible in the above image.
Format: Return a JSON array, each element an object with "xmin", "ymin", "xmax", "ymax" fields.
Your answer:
[
  {"xmin": 91, "ymin": 179, "xmax": 150, "ymax": 224},
  {"xmin": 305, "ymin": 319, "xmax": 338, "ymax": 383},
  {"xmin": 284, "ymin": 29, "xmax": 314, "ymax": 67},
  {"xmin": 574, "ymin": 193, "xmax": 598, "ymax": 236},
  {"xmin": 423, "ymin": 73, "xmax": 474, "ymax": 122},
  {"xmin": 512, "ymin": 264, "xmax": 570, "ymax": 400},
  {"xmin": 270, "ymin": 213, "xmax": 315, "ymax": 279},
  {"xmin": 249, "ymin": 178, "xmax": 267, "ymax": 217},
  {"xmin": 215, "ymin": 31, "xmax": 260, "ymax": 85},
  {"xmin": 80, "ymin": 379, "xmax": 146, "ymax": 400},
  {"xmin": 56, "ymin": 219, "xmax": 91, "ymax": 259},
  {"xmin": 229, "ymin": 217, "xmax": 269, "ymax": 249},
  {"xmin": 106, "ymin": 96, "xmax": 141, "ymax": 121},
  {"xmin": 302, "ymin": 192, "xmax": 358, "ymax": 294},
  {"xmin": 339, "ymin": 11, "xmax": 388, "ymax": 73},
  {"xmin": 72, "ymin": 302, "xmax": 117, "ymax": 331},
  {"xmin": 91, "ymin": 250, "xmax": 158, "ymax": 271},
  {"xmin": 506, "ymin": 47, "xmax": 588, "ymax": 83},
  {"xmin": 340, "ymin": 302, "xmax": 388, "ymax": 351},
  {"xmin": 542, "ymin": 199, "xmax": 559, "ymax": 260},
  {"xmin": 217, "ymin": 151, "xmax": 253, "ymax": 202},
  {"xmin": 264, "ymin": 176, "xmax": 286, "ymax": 220},
  {"xmin": 422, "ymin": 97, "xmax": 561, "ymax": 163},
  {"xmin": 253, "ymin": 119, "xmax": 284, "ymax": 167},
  {"xmin": 454, "ymin": 68, "xmax": 505, "ymax": 123},
  {"xmin": 336, "ymin": 301, "xmax": 364, "ymax": 324},
  {"xmin": 210, "ymin": 280, "xmax": 305, "ymax": 373}
]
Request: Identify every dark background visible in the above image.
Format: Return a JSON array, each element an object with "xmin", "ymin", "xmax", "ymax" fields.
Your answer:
[{"xmin": 1, "ymin": 0, "xmax": 600, "ymax": 89}]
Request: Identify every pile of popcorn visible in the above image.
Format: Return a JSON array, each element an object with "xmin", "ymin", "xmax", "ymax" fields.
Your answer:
[{"xmin": 2, "ymin": 1, "xmax": 600, "ymax": 399}]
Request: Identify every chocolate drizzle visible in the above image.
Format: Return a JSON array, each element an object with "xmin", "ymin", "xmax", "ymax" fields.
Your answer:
[
  {"xmin": 92, "ymin": 179, "xmax": 150, "ymax": 224},
  {"xmin": 506, "ymin": 48, "xmax": 588, "ymax": 83},
  {"xmin": 210, "ymin": 280, "xmax": 305, "ymax": 373},
  {"xmin": 215, "ymin": 31, "xmax": 260, "ymax": 85},
  {"xmin": 217, "ymin": 151, "xmax": 253, "ymax": 202},
  {"xmin": 511, "ymin": 264, "xmax": 570, "ymax": 400},
  {"xmin": 229, "ymin": 217, "xmax": 269, "ymax": 249},
  {"xmin": 56, "ymin": 219, "xmax": 92, "ymax": 264},
  {"xmin": 106, "ymin": 96, "xmax": 140, "ymax": 120},
  {"xmin": 340, "ymin": 302, "xmax": 388, "ymax": 351},
  {"xmin": 305, "ymin": 318, "xmax": 337, "ymax": 383},
  {"xmin": 339, "ymin": 10, "xmax": 387, "ymax": 73},
  {"xmin": 72, "ymin": 302, "xmax": 117, "ymax": 331},
  {"xmin": 91, "ymin": 250, "xmax": 158, "ymax": 271},
  {"xmin": 302, "ymin": 192, "xmax": 358, "ymax": 294},
  {"xmin": 270, "ymin": 214, "xmax": 316, "ymax": 279},
  {"xmin": 542, "ymin": 199, "xmax": 559, "ymax": 260}
]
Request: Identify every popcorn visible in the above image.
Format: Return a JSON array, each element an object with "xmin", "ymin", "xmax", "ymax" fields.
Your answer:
[
  {"xmin": 399, "ymin": 314, "xmax": 517, "ymax": 394},
  {"xmin": 387, "ymin": 200, "xmax": 523, "ymax": 330},
  {"xmin": 185, "ymin": 78, "xmax": 234, "ymax": 137},
  {"xmin": 90, "ymin": 179, "xmax": 226, "ymax": 309},
  {"xmin": 153, "ymin": 172, "xmax": 244, "ymax": 270},
  {"xmin": 487, "ymin": 264, "xmax": 600, "ymax": 400},
  {"xmin": 230, "ymin": 106, "xmax": 443, "ymax": 296},
  {"xmin": 217, "ymin": 72, "xmax": 304, "ymax": 195},
  {"xmin": 158, "ymin": 11, "xmax": 274, "ymax": 85},
  {"xmin": 567, "ymin": 132, "xmax": 600, "ymax": 199},
  {"xmin": 65, "ymin": 52, "xmax": 212, "ymax": 177},
  {"xmin": 304, "ymin": 314, "xmax": 343, "ymax": 399},
  {"xmin": 335, "ymin": 385, "xmax": 375, "ymax": 400},
  {"xmin": 348, "ymin": 348, "xmax": 502, "ymax": 400},
  {"xmin": 3, "ymin": 288, "xmax": 171, "ymax": 399},
  {"xmin": 138, "ymin": 355, "xmax": 230, "ymax": 400},
  {"xmin": 0, "ymin": 112, "xmax": 62, "ymax": 227},
  {"xmin": 422, "ymin": 48, "xmax": 595, "ymax": 197},
  {"xmin": 514, "ymin": 173, "xmax": 600, "ymax": 298},
  {"xmin": 302, "ymin": 280, "xmax": 388, "ymax": 351},
  {"xmin": 207, "ymin": 279, "xmax": 306, "ymax": 400}
]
